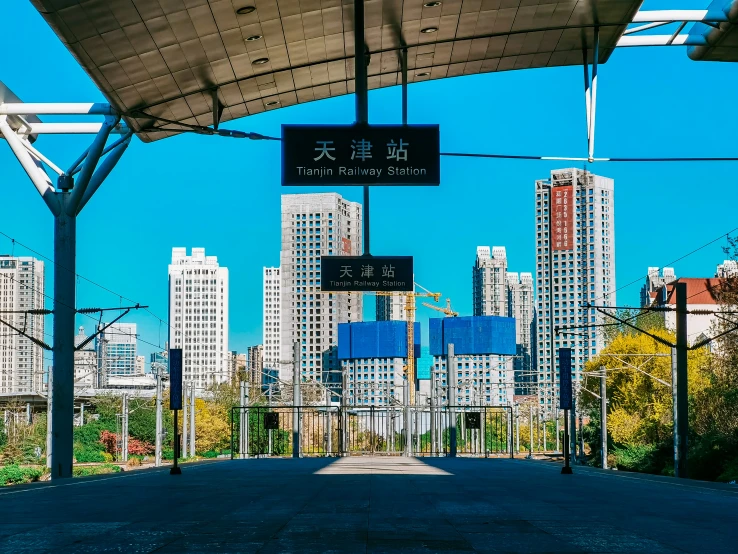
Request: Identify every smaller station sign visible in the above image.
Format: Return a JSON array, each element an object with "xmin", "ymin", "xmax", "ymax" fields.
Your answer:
[
  {"xmin": 282, "ymin": 124, "xmax": 440, "ymax": 186},
  {"xmin": 320, "ymin": 256, "xmax": 413, "ymax": 292},
  {"xmin": 559, "ymin": 347, "xmax": 572, "ymax": 410}
]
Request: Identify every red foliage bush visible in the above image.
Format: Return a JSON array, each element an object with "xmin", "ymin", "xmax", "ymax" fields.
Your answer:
[{"xmin": 99, "ymin": 430, "xmax": 153, "ymax": 456}]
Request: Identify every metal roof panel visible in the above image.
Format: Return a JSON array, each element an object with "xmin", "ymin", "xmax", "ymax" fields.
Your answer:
[{"xmin": 31, "ymin": 0, "xmax": 643, "ymax": 141}]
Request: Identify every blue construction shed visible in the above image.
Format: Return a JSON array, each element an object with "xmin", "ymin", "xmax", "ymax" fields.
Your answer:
[
  {"xmin": 338, "ymin": 321, "xmax": 421, "ymax": 360},
  {"xmin": 429, "ymin": 316, "xmax": 516, "ymax": 356}
]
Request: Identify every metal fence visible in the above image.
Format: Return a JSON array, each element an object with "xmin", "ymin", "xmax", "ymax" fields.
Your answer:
[{"xmin": 230, "ymin": 405, "xmax": 513, "ymax": 459}]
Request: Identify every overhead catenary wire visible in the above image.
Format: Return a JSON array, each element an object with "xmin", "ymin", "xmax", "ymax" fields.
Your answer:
[
  {"xmin": 587, "ymin": 225, "xmax": 738, "ymax": 307},
  {"xmin": 0, "ymin": 230, "xmax": 172, "ymax": 333}
]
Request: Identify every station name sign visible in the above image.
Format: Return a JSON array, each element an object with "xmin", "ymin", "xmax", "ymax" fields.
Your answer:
[
  {"xmin": 320, "ymin": 256, "xmax": 413, "ymax": 292},
  {"xmin": 282, "ymin": 124, "xmax": 440, "ymax": 186}
]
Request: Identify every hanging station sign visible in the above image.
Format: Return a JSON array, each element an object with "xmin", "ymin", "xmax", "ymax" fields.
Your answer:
[
  {"xmin": 281, "ymin": 124, "xmax": 440, "ymax": 186},
  {"xmin": 320, "ymin": 256, "xmax": 413, "ymax": 292}
]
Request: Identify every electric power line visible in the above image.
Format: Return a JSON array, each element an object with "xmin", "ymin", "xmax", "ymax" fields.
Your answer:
[{"xmin": 0, "ymin": 230, "xmax": 172, "ymax": 333}]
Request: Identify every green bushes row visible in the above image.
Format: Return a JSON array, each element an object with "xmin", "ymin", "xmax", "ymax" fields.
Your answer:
[
  {"xmin": 608, "ymin": 436, "xmax": 738, "ymax": 482},
  {"xmin": 73, "ymin": 464, "xmax": 121, "ymax": 477},
  {"xmin": 0, "ymin": 464, "xmax": 44, "ymax": 486}
]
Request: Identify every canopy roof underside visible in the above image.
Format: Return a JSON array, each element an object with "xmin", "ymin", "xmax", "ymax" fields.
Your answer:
[{"xmin": 32, "ymin": 0, "xmax": 644, "ymax": 142}]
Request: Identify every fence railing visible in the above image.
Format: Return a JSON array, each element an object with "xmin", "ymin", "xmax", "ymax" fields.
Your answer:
[{"xmin": 230, "ymin": 405, "xmax": 513, "ymax": 459}]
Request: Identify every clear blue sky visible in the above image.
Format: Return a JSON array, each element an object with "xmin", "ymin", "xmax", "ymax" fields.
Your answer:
[{"xmin": 1, "ymin": 1, "xmax": 737, "ymax": 366}]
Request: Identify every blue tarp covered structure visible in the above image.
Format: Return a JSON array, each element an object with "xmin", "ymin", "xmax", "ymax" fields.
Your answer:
[
  {"xmin": 429, "ymin": 316, "xmax": 516, "ymax": 356},
  {"xmin": 338, "ymin": 321, "xmax": 421, "ymax": 360}
]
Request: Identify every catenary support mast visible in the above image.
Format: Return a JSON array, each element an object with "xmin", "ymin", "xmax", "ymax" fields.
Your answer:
[{"xmin": 0, "ymin": 96, "xmax": 130, "ymax": 480}]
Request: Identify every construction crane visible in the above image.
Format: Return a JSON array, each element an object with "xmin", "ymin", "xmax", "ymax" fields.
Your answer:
[
  {"xmin": 377, "ymin": 282, "xmax": 440, "ymax": 405},
  {"xmin": 422, "ymin": 298, "xmax": 458, "ymax": 317}
]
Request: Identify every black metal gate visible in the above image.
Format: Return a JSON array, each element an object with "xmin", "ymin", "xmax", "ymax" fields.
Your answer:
[{"xmin": 230, "ymin": 405, "xmax": 513, "ymax": 459}]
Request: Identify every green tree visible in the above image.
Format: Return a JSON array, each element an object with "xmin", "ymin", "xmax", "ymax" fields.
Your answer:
[{"xmin": 581, "ymin": 316, "xmax": 712, "ymax": 476}]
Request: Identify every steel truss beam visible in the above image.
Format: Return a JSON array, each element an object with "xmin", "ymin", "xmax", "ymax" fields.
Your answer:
[
  {"xmin": 618, "ymin": 9, "xmax": 731, "ymax": 47},
  {"xmin": 582, "ymin": 27, "xmax": 599, "ymax": 163},
  {"xmin": 0, "ymin": 94, "xmax": 131, "ymax": 480}
]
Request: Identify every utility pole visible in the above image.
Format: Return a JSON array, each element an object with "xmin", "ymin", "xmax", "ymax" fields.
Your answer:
[
  {"xmin": 244, "ymin": 380, "xmax": 250, "ymax": 457},
  {"xmin": 556, "ymin": 408, "xmax": 560, "ymax": 453},
  {"xmin": 515, "ymin": 403, "xmax": 520, "ymax": 454},
  {"xmin": 570, "ymin": 396, "xmax": 577, "ymax": 463},
  {"xmin": 671, "ymin": 346, "xmax": 679, "ymax": 476},
  {"xmin": 430, "ymin": 368, "xmax": 436, "ymax": 455},
  {"xmin": 529, "ymin": 404, "xmax": 534, "ymax": 457},
  {"xmin": 542, "ymin": 411, "xmax": 547, "ymax": 454},
  {"xmin": 189, "ymin": 382, "xmax": 195, "ymax": 458},
  {"xmin": 403, "ymin": 377, "xmax": 410, "ymax": 456},
  {"xmin": 675, "ymin": 282, "xmax": 688, "ymax": 478},
  {"xmin": 600, "ymin": 365, "xmax": 608, "ymax": 469},
  {"xmin": 79, "ymin": 402, "xmax": 84, "ymax": 427},
  {"xmin": 326, "ymin": 388, "xmax": 332, "ymax": 456},
  {"xmin": 46, "ymin": 369, "xmax": 53, "ymax": 470},
  {"xmin": 121, "ymin": 393, "xmax": 129, "ymax": 462},
  {"xmin": 182, "ymin": 380, "xmax": 188, "ymax": 457},
  {"xmin": 155, "ymin": 371, "xmax": 162, "ymax": 467},
  {"xmin": 448, "ymin": 343, "xmax": 457, "ymax": 457},
  {"xmin": 239, "ymin": 380, "xmax": 247, "ymax": 459},
  {"xmin": 268, "ymin": 384, "xmax": 273, "ymax": 455},
  {"xmin": 292, "ymin": 340, "xmax": 300, "ymax": 458}
]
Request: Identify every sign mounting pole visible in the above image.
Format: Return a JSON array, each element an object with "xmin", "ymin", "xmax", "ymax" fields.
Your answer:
[
  {"xmin": 354, "ymin": 0, "xmax": 370, "ymax": 255},
  {"xmin": 401, "ymin": 48, "xmax": 408, "ymax": 126},
  {"xmin": 559, "ymin": 347, "xmax": 573, "ymax": 474}
]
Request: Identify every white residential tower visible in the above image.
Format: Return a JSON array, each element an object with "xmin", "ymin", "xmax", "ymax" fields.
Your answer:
[
  {"xmin": 169, "ymin": 247, "xmax": 230, "ymax": 389},
  {"xmin": 280, "ymin": 193, "xmax": 363, "ymax": 389}
]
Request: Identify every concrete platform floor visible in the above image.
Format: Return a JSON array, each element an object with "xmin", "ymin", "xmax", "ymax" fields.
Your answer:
[{"xmin": 1, "ymin": 457, "xmax": 737, "ymax": 553}]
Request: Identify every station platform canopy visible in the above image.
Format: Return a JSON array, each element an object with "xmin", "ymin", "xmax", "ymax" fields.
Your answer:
[
  {"xmin": 31, "ymin": 0, "xmax": 645, "ymax": 142},
  {"xmin": 688, "ymin": 0, "xmax": 738, "ymax": 61}
]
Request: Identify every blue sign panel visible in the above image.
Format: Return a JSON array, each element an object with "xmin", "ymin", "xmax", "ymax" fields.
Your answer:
[
  {"xmin": 169, "ymin": 348, "xmax": 183, "ymax": 410},
  {"xmin": 338, "ymin": 321, "xmax": 421, "ymax": 360},
  {"xmin": 429, "ymin": 316, "xmax": 516, "ymax": 356},
  {"xmin": 559, "ymin": 348, "xmax": 572, "ymax": 410}
]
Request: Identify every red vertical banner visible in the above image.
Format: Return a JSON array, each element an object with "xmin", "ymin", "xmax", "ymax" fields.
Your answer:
[
  {"xmin": 341, "ymin": 237, "xmax": 351, "ymax": 254},
  {"xmin": 552, "ymin": 185, "xmax": 573, "ymax": 251}
]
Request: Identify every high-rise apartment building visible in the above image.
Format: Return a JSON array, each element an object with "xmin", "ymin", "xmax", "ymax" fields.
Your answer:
[
  {"xmin": 263, "ymin": 266, "xmax": 281, "ymax": 384},
  {"xmin": 74, "ymin": 326, "xmax": 96, "ymax": 389},
  {"xmin": 429, "ymin": 315, "xmax": 517, "ymax": 407},
  {"xmin": 246, "ymin": 345, "xmax": 263, "ymax": 387},
  {"xmin": 640, "ymin": 267, "xmax": 676, "ymax": 307},
  {"xmin": 168, "ymin": 247, "xmax": 230, "ymax": 389},
  {"xmin": 376, "ymin": 293, "xmax": 406, "ymax": 321},
  {"xmin": 473, "ymin": 246, "xmax": 508, "ymax": 317},
  {"xmin": 97, "ymin": 323, "xmax": 137, "ymax": 385},
  {"xmin": 227, "ymin": 350, "xmax": 247, "ymax": 382},
  {"xmin": 472, "ymin": 247, "xmax": 536, "ymax": 395},
  {"xmin": 280, "ymin": 193, "xmax": 363, "ymax": 389},
  {"xmin": 0, "ymin": 256, "xmax": 45, "ymax": 393},
  {"xmin": 535, "ymin": 168, "xmax": 616, "ymax": 412},
  {"xmin": 507, "ymin": 272, "xmax": 535, "ymax": 395},
  {"xmin": 716, "ymin": 260, "xmax": 738, "ymax": 278},
  {"xmin": 339, "ymin": 321, "xmax": 419, "ymax": 406},
  {"xmin": 431, "ymin": 354, "xmax": 514, "ymax": 406},
  {"xmin": 150, "ymin": 350, "xmax": 168, "ymax": 375}
]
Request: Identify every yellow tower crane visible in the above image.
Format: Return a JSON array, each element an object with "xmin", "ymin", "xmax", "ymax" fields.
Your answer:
[
  {"xmin": 422, "ymin": 298, "xmax": 459, "ymax": 317},
  {"xmin": 377, "ymin": 283, "xmax": 440, "ymax": 404}
]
